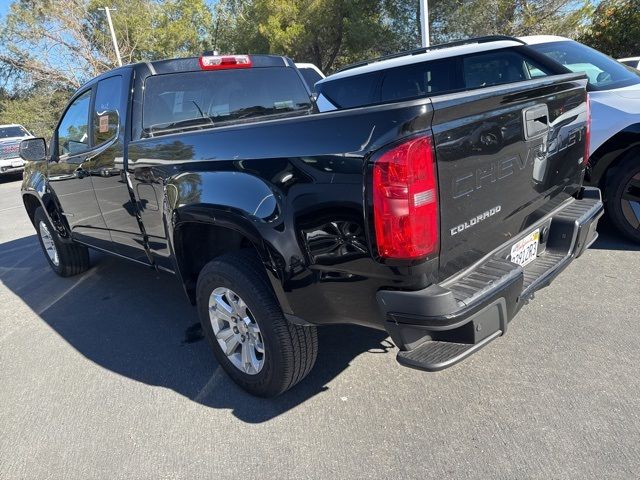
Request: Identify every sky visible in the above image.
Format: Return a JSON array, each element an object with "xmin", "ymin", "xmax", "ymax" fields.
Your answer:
[{"xmin": 0, "ymin": 0, "xmax": 9, "ymax": 20}]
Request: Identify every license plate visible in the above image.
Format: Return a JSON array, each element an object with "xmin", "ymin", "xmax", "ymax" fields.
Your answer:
[
  {"xmin": 11, "ymin": 160, "xmax": 24, "ymax": 168},
  {"xmin": 510, "ymin": 229, "xmax": 539, "ymax": 267}
]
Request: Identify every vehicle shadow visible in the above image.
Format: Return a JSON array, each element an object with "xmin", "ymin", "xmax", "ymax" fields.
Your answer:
[
  {"xmin": 0, "ymin": 172, "xmax": 23, "ymax": 184},
  {"xmin": 0, "ymin": 235, "xmax": 393, "ymax": 423},
  {"xmin": 592, "ymin": 217, "xmax": 640, "ymax": 252}
]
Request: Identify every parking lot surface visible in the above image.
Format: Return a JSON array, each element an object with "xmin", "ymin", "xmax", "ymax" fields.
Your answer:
[{"xmin": 1, "ymin": 174, "xmax": 639, "ymax": 479}]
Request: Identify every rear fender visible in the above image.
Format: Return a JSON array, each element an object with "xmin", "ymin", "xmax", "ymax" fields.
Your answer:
[{"xmin": 165, "ymin": 171, "xmax": 295, "ymax": 313}]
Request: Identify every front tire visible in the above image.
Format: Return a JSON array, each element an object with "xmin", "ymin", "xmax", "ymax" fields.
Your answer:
[
  {"xmin": 606, "ymin": 152, "xmax": 640, "ymax": 243},
  {"xmin": 34, "ymin": 207, "xmax": 90, "ymax": 277},
  {"xmin": 196, "ymin": 250, "xmax": 318, "ymax": 397}
]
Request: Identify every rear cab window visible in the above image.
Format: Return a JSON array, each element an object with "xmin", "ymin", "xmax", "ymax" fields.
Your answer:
[{"xmin": 142, "ymin": 67, "xmax": 313, "ymax": 137}]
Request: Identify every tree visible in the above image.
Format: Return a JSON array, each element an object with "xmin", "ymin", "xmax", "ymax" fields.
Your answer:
[
  {"xmin": 0, "ymin": 0, "xmax": 214, "ymax": 91},
  {"xmin": 0, "ymin": 0, "xmax": 215, "ymax": 140},
  {"xmin": 0, "ymin": 88, "xmax": 71, "ymax": 138},
  {"xmin": 578, "ymin": 0, "xmax": 640, "ymax": 58},
  {"xmin": 216, "ymin": 0, "xmax": 421, "ymax": 73},
  {"xmin": 430, "ymin": 0, "xmax": 593, "ymax": 43}
]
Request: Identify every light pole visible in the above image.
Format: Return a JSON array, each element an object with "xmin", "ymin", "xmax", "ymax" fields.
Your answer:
[
  {"xmin": 420, "ymin": 0, "xmax": 430, "ymax": 47},
  {"xmin": 99, "ymin": 7, "xmax": 122, "ymax": 67}
]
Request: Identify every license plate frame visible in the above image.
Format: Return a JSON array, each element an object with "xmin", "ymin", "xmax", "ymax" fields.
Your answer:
[{"xmin": 510, "ymin": 228, "xmax": 540, "ymax": 267}]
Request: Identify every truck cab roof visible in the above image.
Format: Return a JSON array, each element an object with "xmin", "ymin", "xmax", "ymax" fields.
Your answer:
[
  {"xmin": 81, "ymin": 54, "xmax": 297, "ymax": 89},
  {"xmin": 147, "ymin": 54, "xmax": 294, "ymax": 75}
]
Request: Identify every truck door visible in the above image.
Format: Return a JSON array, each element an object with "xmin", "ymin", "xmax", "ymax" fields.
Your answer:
[
  {"xmin": 89, "ymin": 73, "xmax": 152, "ymax": 265},
  {"xmin": 49, "ymin": 88, "xmax": 112, "ymax": 250}
]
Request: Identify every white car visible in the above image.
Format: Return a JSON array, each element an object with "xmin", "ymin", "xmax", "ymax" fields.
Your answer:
[
  {"xmin": 0, "ymin": 124, "xmax": 33, "ymax": 176},
  {"xmin": 619, "ymin": 57, "xmax": 640, "ymax": 70},
  {"xmin": 520, "ymin": 36, "xmax": 640, "ymax": 243}
]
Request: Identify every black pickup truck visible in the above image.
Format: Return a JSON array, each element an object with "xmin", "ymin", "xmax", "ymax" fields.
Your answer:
[{"xmin": 20, "ymin": 47, "xmax": 603, "ymax": 397}]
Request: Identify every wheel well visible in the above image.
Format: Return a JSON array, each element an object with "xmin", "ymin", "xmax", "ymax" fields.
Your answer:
[
  {"xmin": 174, "ymin": 222, "xmax": 258, "ymax": 303},
  {"xmin": 588, "ymin": 125, "xmax": 640, "ymax": 198},
  {"xmin": 22, "ymin": 195, "xmax": 41, "ymax": 226},
  {"xmin": 598, "ymin": 146, "xmax": 640, "ymax": 196}
]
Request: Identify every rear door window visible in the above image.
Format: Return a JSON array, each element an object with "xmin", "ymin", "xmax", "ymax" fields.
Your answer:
[
  {"xmin": 142, "ymin": 67, "xmax": 313, "ymax": 137},
  {"xmin": 380, "ymin": 58, "xmax": 459, "ymax": 102},
  {"xmin": 316, "ymin": 71, "xmax": 381, "ymax": 109},
  {"xmin": 463, "ymin": 50, "xmax": 551, "ymax": 89},
  {"xmin": 93, "ymin": 75, "xmax": 123, "ymax": 145}
]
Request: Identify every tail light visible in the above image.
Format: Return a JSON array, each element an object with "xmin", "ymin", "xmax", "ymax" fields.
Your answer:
[
  {"xmin": 583, "ymin": 94, "xmax": 591, "ymax": 166},
  {"xmin": 372, "ymin": 136, "xmax": 439, "ymax": 260},
  {"xmin": 199, "ymin": 54, "xmax": 252, "ymax": 70}
]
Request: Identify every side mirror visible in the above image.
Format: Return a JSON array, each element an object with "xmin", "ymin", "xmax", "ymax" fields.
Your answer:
[{"xmin": 20, "ymin": 138, "xmax": 47, "ymax": 162}]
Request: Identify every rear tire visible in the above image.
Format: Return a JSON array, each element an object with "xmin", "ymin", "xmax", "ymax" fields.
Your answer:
[
  {"xmin": 605, "ymin": 152, "xmax": 640, "ymax": 243},
  {"xmin": 34, "ymin": 207, "xmax": 90, "ymax": 277},
  {"xmin": 196, "ymin": 250, "xmax": 318, "ymax": 397}
]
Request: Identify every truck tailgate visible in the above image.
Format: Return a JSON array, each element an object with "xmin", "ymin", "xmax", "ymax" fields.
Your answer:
[{"xmin": 431, "ymin": 73, "xmax": 589, "ymax": 279}]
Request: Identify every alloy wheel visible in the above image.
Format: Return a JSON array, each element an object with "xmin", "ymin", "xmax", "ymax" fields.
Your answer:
[
  {"xmin": 39, "ymin": 220, "xmax": 60, "ymax": 267},
  {"xmin": 208, "ymin": 287, "xmax": 265, "ymax": 375}
]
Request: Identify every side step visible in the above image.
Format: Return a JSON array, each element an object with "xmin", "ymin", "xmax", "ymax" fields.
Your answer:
[{"xmin": 396, "ymin": 330, "xmax": 502, "ymax": 372}]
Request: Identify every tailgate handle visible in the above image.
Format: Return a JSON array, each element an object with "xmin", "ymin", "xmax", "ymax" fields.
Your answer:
[{"xmin": 523, "ymin": 104, "xmax": 549, "ymax": 140}]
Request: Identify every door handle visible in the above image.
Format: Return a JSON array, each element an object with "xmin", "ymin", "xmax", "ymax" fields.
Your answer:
[{"xmin": 523, "ymin": 104, "xmax": 549, "ymax": 140}]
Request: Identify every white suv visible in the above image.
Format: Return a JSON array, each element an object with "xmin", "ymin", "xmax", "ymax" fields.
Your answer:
[
  {"xmin": 619, "ymin": 57, "xmax": 640, "ymax": 70},
  {"xmin": 521, "ymin": 36, "xmax": 640, "ymax": 243},
  {"xmin": 0, "ymin": 124, "xmax": 33, "ymax": 176}
]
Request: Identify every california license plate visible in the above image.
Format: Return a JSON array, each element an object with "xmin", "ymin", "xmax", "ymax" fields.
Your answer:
[
  {"xmin": 510, "ymin": 229, "xmax": 539, "ymax": 267},
  {"xmin": 11, "ymin": 160, "xmax": 24, "ymax": 168}
]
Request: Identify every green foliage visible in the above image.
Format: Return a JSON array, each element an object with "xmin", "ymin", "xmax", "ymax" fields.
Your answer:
[
  {"xmin": 86, "ymin": 0, "xmax": 214, "ymax": 63},
  {"xmin": 0, "ymin": 0, "xmax": 608, "ymax": 137},
  {"xmin": 216, "ymin": 0, "xmax": 421, "ymax": 73},
  {"xmin": 430, "ymin": 0, "xmax": 593, "ymax": 42},
  {"xmin": 0, "ymin": 88, "xmax": 71, "ymax": 140},
  {"xmin": 578, "ymin": 0, "xmax": 640, "ymax": 58},
  {"xmin": 0, "ymin": 0, "xmax": 214, "ymax": 90},
  {"xmin": 0, "ymin": 0, "xmax": 213, "ymax": 137}
]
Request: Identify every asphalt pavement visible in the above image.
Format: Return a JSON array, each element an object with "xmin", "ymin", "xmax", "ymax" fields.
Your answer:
[{"xmin": 1, "ymin": 174, "xmax": 639, "ymax": 479}]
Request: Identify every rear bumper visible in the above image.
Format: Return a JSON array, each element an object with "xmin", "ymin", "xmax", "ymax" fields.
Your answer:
[{"xmin": 377, "ymin": 187, "xmax": 604, "ymax": 371}]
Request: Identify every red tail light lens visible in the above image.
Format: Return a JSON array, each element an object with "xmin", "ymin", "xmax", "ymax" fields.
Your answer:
[
  {"xmin": 372, "ymin": 136, "xmax": 439, "ymax": 260},
  {"xmin": 199, "ymin": 55, "xmax": 252, "ymax": 70},
  {"xmin": 584, "ymin": 93, "xmax": 591, "ymax": 166}
]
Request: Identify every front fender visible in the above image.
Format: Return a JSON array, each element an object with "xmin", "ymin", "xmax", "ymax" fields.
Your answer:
[{"xmin": 21, "ymin": 161, "xmax": 72, "ymax": 239}]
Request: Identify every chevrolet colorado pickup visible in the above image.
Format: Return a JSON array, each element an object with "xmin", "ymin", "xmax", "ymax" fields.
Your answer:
[{"xmin": 20, "ymin": 45, "xmax": 602, "ymax": 397}]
